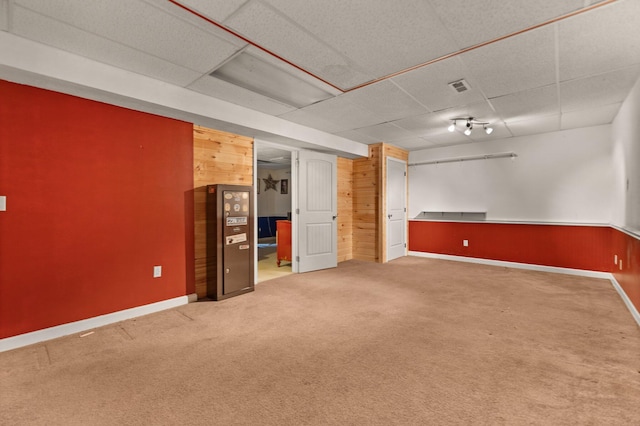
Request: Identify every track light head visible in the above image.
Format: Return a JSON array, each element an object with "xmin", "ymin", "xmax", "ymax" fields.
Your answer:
[
  {"xmin": 464, "ymin": 126, "xmax": 472, "ymax": 136},
  {"xmin": 484, "ymin": 125, "xmax": 493, "ymax": 135},
  {"xmin": 447, "ymin": 122, "xmax": 456, "ymax": 132}
]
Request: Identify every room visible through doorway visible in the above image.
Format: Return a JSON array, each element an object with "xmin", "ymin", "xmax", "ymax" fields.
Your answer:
[{"xmin": 255, "ymin": 144, "xmax": 293, "ymax": 283}]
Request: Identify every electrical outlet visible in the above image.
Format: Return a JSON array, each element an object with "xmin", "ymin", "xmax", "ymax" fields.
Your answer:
[
  {"xmin": 0, "ymin": 196, "xmax": 5, "ymax": 212},
  {"xmin": 619, "ymin": 260, "xmax": 623, "ymax": 271},
  {"xmin": 153, "ymin": 265, "xmax": 162, "ymax": 278},
  {"xmin": 463, "ymin": 240, "xmax": 469, "ymax": 247}
]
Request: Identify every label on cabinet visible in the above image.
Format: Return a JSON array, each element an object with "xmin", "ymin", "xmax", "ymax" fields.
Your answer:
[
  {"xmin": 226, "ymin": 233, "xmax": 247, "ymax": 245},
  {"xmin": 226, "ymin": 217, "xmax": 248, "ymax": 226}
]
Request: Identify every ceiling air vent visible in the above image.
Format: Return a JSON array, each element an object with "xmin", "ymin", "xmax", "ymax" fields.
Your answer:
[{"xmin": 448, "ymin": 79, "xmax": 471, "ymax": 93}]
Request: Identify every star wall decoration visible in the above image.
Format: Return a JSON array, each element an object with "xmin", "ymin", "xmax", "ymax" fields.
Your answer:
[{"xmin": 262, "ymin": 174, "xmax": 280, "ymax": 191}]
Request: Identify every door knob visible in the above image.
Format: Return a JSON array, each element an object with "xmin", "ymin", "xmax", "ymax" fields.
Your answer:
[
  {"xmin": 332, "ymin": 215, "xmax": 338, "ymax": 220},
  {"xmin": 388, "ymin": 214, "xmax": 392, "ymax": 219}
]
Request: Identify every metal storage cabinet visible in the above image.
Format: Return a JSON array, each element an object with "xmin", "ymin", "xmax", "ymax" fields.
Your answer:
[{"xmin": 206, "ymin": 184, "xmax": 254, "ymax": 300}]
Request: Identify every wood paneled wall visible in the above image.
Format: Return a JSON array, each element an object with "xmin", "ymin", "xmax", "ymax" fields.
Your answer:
[
  {"xmin": 193, "ymin": 125, "xmax": 253, "ymax": 298},
  {"xmin": 337, "ymin": 157, "xmax": 354, "ymax": 262},
  {"xmin": 352, "ymin": 143, "xmax": 408, "ymax": 263},
  {"xmin": 353, "ymin": 144, "xmax": 381, "ymax": 262}
]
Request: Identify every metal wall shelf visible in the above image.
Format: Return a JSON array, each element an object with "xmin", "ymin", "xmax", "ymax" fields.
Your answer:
[{"xmin": 414, "ymin": 211, "xmax": 487, "ymax": 221}]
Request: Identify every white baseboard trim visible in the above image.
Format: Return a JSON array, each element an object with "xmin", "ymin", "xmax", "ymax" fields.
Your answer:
[
  {"xmin": 0, "ymin": 294, "xmax": 194, "ymax": 353},
  {"xmin": 609, "ymin": 277, "xmax": 640, "ymax": 328},
  {"xmin": 408, "ymin": 251, "xmax": 640, "ymax": 328},
  {"xmin": 408, "ymin": 251, "xmax": 611, "ymax": 278}
]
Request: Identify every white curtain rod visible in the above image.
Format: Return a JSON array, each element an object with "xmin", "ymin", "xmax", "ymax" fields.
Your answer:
[{"xmin": 409, "ymin": 152, "xmax": 517, "ymax": 167}]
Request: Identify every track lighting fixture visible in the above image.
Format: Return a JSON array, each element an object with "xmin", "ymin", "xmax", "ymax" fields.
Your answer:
[{"xmin": 447, "ymin": 117, "xmax": 493, "ymax": 136}]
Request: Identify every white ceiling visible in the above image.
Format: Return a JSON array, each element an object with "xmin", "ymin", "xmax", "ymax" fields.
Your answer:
[{"xmin": 2, "ymin": 0, "xmax": 639, "ymax": 152}]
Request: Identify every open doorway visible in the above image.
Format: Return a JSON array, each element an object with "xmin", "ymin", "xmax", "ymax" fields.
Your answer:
[{"xmin": 255, "ymin": 143, "xmax": 294, "ymax": 283}]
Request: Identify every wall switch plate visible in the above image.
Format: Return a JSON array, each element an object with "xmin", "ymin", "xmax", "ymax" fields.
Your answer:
[
  {"xmin": 153, "ymin": 265, "xmax": 162, "ymax": 278},
  {"xmin": 614, "ymin": 255, "xmax": 618, "ymax": 264},
  {"xmin": 619, "ymin": 260, "xmax": 623, "ymax": 271},
  {"xmin": 463, "ymin": 239, "xmax": 469, "ymax": 247},
  {"xmin": 0, "ymin": 196, "xmax": 6, "ymax": 212}
]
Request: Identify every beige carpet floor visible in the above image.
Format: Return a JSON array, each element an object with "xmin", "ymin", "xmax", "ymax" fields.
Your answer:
[{"xmin": 1, "ymin": 257, "xmax": 639, "ymax": 425}]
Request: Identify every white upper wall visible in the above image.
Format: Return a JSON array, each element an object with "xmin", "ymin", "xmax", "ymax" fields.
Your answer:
[
  {"xmin": 611, "ymin": 75, "xmax": 640, "ymax": 233},
  {"xmin": 408, "ymin": 125, "xmax": 613, "ymax": 224},
  {"xmin": 257, "ymin": 167, "xmax": 292, "ymax": 217}
]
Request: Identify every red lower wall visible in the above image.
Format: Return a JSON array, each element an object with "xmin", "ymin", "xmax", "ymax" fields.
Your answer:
[
  {"xmin": 0, "ymin": 80, "xmax": 195, "ymax": 339},
  {"xmin": 409, "ymin": 220, "xmax": 640, "ymax": 313},
  {"xmin": 611, "ymin": 228, "xmax": 640, "ymax": 313},
  {"xmin": 409, "ymin": 221, "xmax": 611, "ymax": 271}
]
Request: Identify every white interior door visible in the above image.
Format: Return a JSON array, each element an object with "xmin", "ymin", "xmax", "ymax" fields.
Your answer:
[
  {"xmin": 386, "ymin": 157, "xmax": 407, "ymax": 262},
  {"xmin": 297, "ymin": 150, "xmax": 337, "ymax": 273}
]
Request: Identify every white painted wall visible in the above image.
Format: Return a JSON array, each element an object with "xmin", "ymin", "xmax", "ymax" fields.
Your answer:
[
  {"xmin": 408, "ymin": 125, "xmax": 614, "ymax": 223},
  {"xmin": 257, "ymin": 166, "xmax": 292, "ymax": 217},
  {"xmin": 611, "ymin": 76, "xmax": 640, "ymax": 233}
]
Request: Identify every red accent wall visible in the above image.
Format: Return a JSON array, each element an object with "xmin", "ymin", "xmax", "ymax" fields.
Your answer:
[
  {"xmin": 0, "ymin": 80, "xmax": 195, "ymax": 339},
  {"xmin": 408, "ymin": 221, "xmax": 612, "ymax": 272},
  {"xmin": 611, "ymin": 228, "xmax": 640, "ymax": 313}
]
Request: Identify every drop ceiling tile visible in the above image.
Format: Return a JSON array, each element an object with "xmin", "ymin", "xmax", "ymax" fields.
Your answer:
[
  {"xmin": 263, "ymin": 0, "xmax": 459, "ymax": 82},
  {"xmin": 15, "ymin": 0, "xmax": 241, "ymax": 73},
  {"xmin": 224, "ymin": 1, "xmax": 373, "ymax": 89},
  {"xmin": 408, "ymin": 126, "xmax": 470, "ymax": 145},
  {"xmin": 353, "ymin": 123, "xmax": 414, "ymax": 143},
  {"xmin": 244, "ymin": 46, "xmax": 342, "ymax": 97},
  {"xmin": 279, "ymin": 96, "xmax": 381, "ymax": 134},
  {"xmin": 145, "ymin": 1, "xmax": 246, "ymax": 48},
  {"xmin": 561, "ymin": 103, "xmax": 621, "ymax": 129},
  {"xmin": 392, "ymin": 113, "xmax": 449, "ymax": 135},
  {"xmin": 391, "ymin": 57, "xmax": 486, "ymax": 112},
  {"xmin": 187, "ymin": 76, "xmax": 297, "ymax": 116},
  {"xmin": 559, "ymin": 0, "xmax": 640, "ymax": 81},
  {"xmin": 506, "ymin": 114, "xmax": 561, "ymax": 137},
  {"xmin": 0, "ymin": 0, "xmax": 8, "ymax": 31},
  {"xmin": 333, "ymin": 130, "xmax": 380, "ymax": 145},
  {"xmin": 12, "ymin": 5, "xmax": 201, "ymax": 86},
  {"xmin": 437, "ymin": 101, "xmax": 499, "ymax": 125},
  {"xmin": 460, "ymin": 26, "xmax": 556, "ymax": 98},
  {"xmin": 278, "ymin": 108, "xmax": 345, "ymax": 134},
  {"xmin": 341, "ymin": 81, "xmax": 428, "ymax": 123},
  {"xmin": 173, "ymin": 0, "xmax": 246, "ymax": 22},
  {"xmin": 428, "ymin": 0, "xmax": 585, "ymax": 49},
  {"xmin": 391, "ymin": 137, "xmax": 438, "ymax": 151},
  {"xmin": 560, "ymin": 66, "xmax": 640, "ymax": 112},
  {"xmin": 491, "ymin": 84, "xmax": 559, "ymax": 122},
  {"xmin": 424, "ymin": 132, "xmax": 473, "ymax": 148}
]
